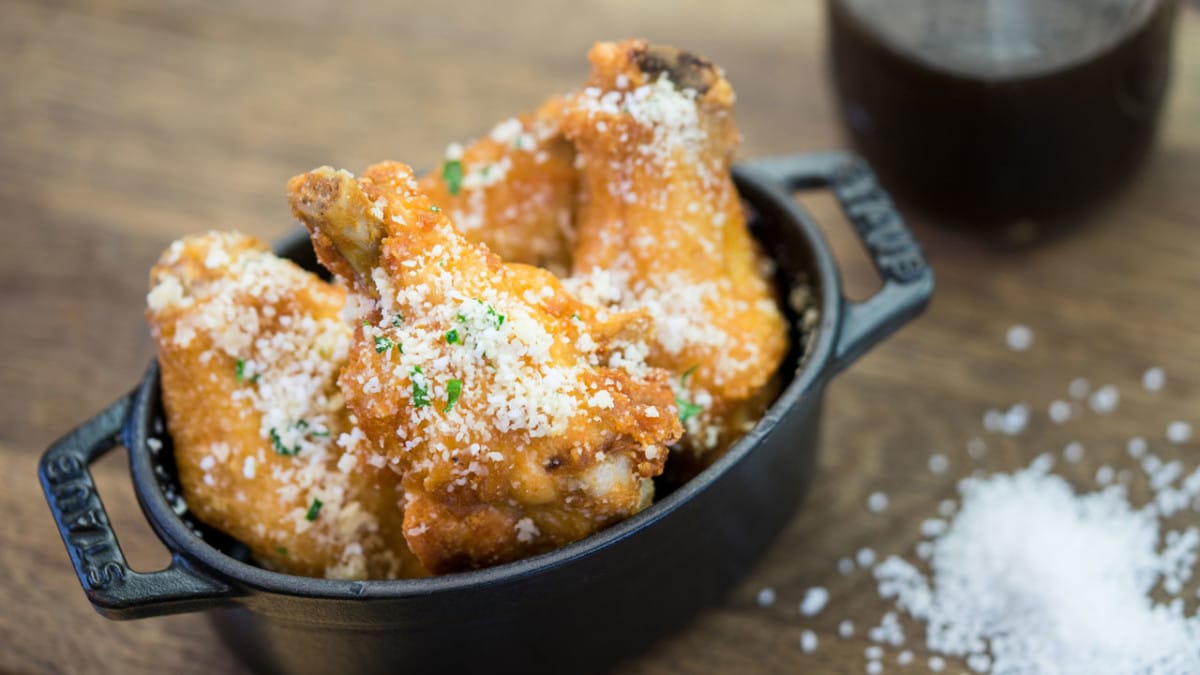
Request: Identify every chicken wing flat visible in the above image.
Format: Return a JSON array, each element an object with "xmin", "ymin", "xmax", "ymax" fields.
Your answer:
[
  {"xmin": 562, "ymin": 40, "xmax": 788, "ymax": 460},
  {"xmin": 288, "ymin": 162, "xmax": 682, "ymax": 574},
  {"xmin": 146, "ymin": 232, "xmax": 426, "ymax": 579},
  {"xmin": 419, "ymin": 96, "xmax": 578, "ymax": 276}
]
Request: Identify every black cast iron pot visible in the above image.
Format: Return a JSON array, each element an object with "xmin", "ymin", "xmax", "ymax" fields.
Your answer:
[{"xmin": 40, "ymin": 152, "xmax": 932, "ymax": 675}]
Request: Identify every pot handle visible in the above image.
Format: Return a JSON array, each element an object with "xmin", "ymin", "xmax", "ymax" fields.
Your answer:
[
  {"xmin": 743, "ymin": 152, "xmax": 933, "ymax": 374},
  {"xmin": 39, "ymin": 392, "xmax": 234, "ymax": 620}
]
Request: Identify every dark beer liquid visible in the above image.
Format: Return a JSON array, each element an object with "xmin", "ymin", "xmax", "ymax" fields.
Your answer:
[{"xmin": 828, "ymin": 0, "xmax": 1177, "ymax": 224}]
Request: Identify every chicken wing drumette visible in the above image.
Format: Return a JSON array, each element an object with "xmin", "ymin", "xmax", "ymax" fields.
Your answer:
[
  {"xmin": 288, "ymin": 162, "xmax": 682, "ymax": 574},
  {"xmin": 562, "ymin": 40, "xmax": 788, "ymax": 462},
  {"xmin": 146, "ymin": 232, "xmax": 426, "ymax": 579},
  {"xmin": 420, "ymin": 96, "xmax": 578, "ymax": 276}
]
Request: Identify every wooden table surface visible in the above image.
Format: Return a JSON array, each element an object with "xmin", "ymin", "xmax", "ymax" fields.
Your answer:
[{"xmin": 4, "ymin": 2, "xmax": 1200, "ymax": 673}]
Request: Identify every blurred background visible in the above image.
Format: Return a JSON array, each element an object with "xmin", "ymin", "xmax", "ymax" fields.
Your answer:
[{"xmin": 3, "ymin": 1, "xmax": 1200, "ymax": 673}]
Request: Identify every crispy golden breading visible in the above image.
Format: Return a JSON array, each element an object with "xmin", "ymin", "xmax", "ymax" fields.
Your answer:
[
  {"xmin": 287, "ymin": 162, "xmax": 682, "ymax": 574},
  {"xmin": 145, "ymin": 232, "xmax": 426, "ymax": 579},
  {"xmin": 419, "ymin": 97, "xmax": 578, "ymax": 276},
  {"xmin": 562, "ymin": 40, "xmax": 788, "ymax": 459}
]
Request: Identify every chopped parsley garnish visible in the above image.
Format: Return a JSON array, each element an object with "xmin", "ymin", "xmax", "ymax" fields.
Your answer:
[
  {"xmin": 676, "ymin": 399, "xmax": 703, "ymax": 423},
  {"xmin": 276, "ymin": 546, "xmax": 288, "ymax": 555},
  {"xmin": 269, "ymin": 427, "xmax": 298, "ymax": 456},
  {"xmin": 681, "ymin": 364, "xmax": 699, "ymax": 386},
  {"xmin": 486, "ymin": 304, "xmax": 506, "ymax": 328},
  {"xmin": 444, "ymin": 378, "xmax": 463, "ymax": 412},
  {"xmin": 362, "ymin": 319, "xmax": 371, "ymax": 327},
  {"xmin": 411, "ymin": 366, "xmax": 431, "ymax": 407},
  {"xmin": 375, "ymin": 335, "xmax": 397, "ymax": 353},
  {"xmin": 454, "ymin": 300, "xmax": 504, "ymax": 332},
  {"xmin": 391, "ymin": 313, "xmax": 403, "ymax": 327},
  {"xmin": 430, "ymin": 205, "xmax": 441, "ymax": 213},
  {"xmin": 270, "ymin": 420, "xmax": 327, "ymax": 455},
  {"xmin": 445, "ymin": 328, "xmax": 460, "ymax": 344},
  {"xmin": 235, "ymin": 358, "xmax": 247, "ymax": 382},
  {"xmin": 250, "ymin": 373, "xmax": 261, "ymax": 383},
  {"xmin": 442, "ymin": 159, "xmax": 464, "ymax": 196},
  {"xmin": 304, "ymin": 498, "xmax": 323, "ymax": 522},
  {"xmin": 481, "ymin": 165, "xmax": 492, "ymax": 178},
  {"xmin": 676, "ymin": 366, "xmax": 703, "ymax": 422},
  {"xmin": 570, "ymin": 312, "xmax": 581, "ymax": 321}
]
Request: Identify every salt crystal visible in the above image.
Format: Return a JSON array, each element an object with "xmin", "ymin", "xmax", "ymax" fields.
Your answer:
[
  {"xmin": 857, "ymin": 547, "xmax": 877, "ymax": 568},
  {"xmin": 800, "ymin": 629, "xmax": 818, "ymax": 653},
  {"xmin": 898, "ymin": 650, "xmax": 914, "ymax": 665},
  {"xmin": 920, "ymin": 518, "xmax": 947, "ymax": 538},
  {"xmin": 1005, "ymin": 324, "xmax": 1033, "ymax": 351},
  {"xmin": 874, "ymin": 611, "xmax": 906, "ymax": 647},
  {"xmin": 967, "ymin": 653, "xmax": 991, "ymax": 672},
  {"xmin": 838, "ymin": 557, "xmax": 855, "ymax": 575},
  {"xmin": 868, "ymin": 491, "xmax": 890, "ymax": 513},
  {"xmin": 1030, "ymin": 452, "xmax": 1055, "ymax": 473},
  {"xmin": 1089, "ymin": 385, "xmax": 1119, "ymax": 414},
  {"xmin": 866, "ymin": 660, "xmax": 883, "ymax": 675},
  {"xmin": 756, "ymin": 587, "xmax": 776, "ymax": 608},
  {"xmin": 937, "ymin": 499, "xmax": 957, "ymax": 517},
  {"xmin": 966, "ymin": 437, "xmax": 987, "ymax": 459},
  {"xmin": 1048, "ymin": 400, "xmax": 1072, "ymax": 425},
  {"xmin": 1143, "ymin": 367, "xmax": 1166, "ymax": 393},
  {"xmin": 799, "ymin": 586, "xmax": 829, "ymax": 617},
  {"xmin": 1167, "ymin": 421, "xmax": 1193, "ymax": 445},
  {"xmin": 928, "ymin": 656, "xmax": 945, "ymax": 672},
  {"xmin": 928, "ymin": 454, "xmax": 949, "ymax": 474},
  {"xmin": 839, "ymin": 620, "xmax": 855, "ymax": 638},
  {"xmin": 865, "ymin": 646, "xmax": 884, "ymax": 660},
  {"xmin": 1150, "ymin": 460, "xmax": 1183, "ymax": 491},
  {"xmin": 1143, "ymin": 454, "xmax": 1162, "ymax": 474},
  {"xmin": 1001, "ymin": 403, "xmax": 1031, "ymax": 435},
  {"xmin": 982, "ymin": 409, "xmax": 1004, "ymax": 433},
  {"xmin": 1068, "ymin": 377, "xmax": 1090, "ymax": 400},
  {"xmin": 1063, "ymin": 441, "xmax": 1085, "ymax": 463},
  {"xmin": 1127, "ymin": 437, "xmax": 1148, "ymax": 459}
]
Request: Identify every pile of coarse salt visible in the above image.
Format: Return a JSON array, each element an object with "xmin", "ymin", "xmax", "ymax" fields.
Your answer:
[
  {"xmin": 777, "ymin": 329, "xmax": 1200, "ymax": 673},
  {"xmin": 875, "ymin": 456, "xmax": 1200, "ymax": 673}
]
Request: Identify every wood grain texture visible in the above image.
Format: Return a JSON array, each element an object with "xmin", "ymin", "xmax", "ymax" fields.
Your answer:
[{"xmin": 2, "ymin": 1, "xmax": 1199, "ymax": 673}]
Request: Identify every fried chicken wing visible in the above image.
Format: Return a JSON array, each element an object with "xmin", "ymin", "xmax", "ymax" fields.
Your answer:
[
  {"xmin": 145, "ymin": 232, "xmax": 426, "ymax": 579},
  {"xmin": 419, "ymin": 97, "xmax": 578, "ymax": 276},
  {"xmin": 562, "ymin": 40, "xmax": 788, "ymax": 460},
  {"xmin": 287, "ymin": 162, "xmax": 682, "ymax": 574}
]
